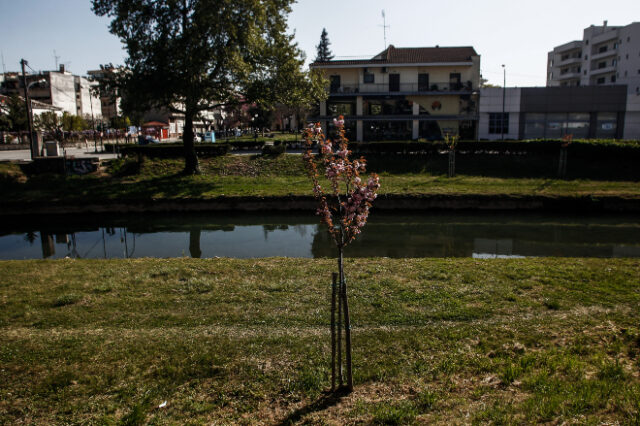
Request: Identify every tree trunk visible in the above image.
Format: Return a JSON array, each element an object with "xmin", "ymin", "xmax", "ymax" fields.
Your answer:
[
  {"xmin": 337, "ymin": 257, "xmax": 343, "ymax": 386},
  {"xmin": 339, "ymin": 248, "xmax": 353, "ymax": 391},
  {"xmin": 183, "ymin": 109, "xmax": 200, "ymax": 175},
  {"xmin": 331, "ymin": 272, "xmax": 338, "ymax": 391}
]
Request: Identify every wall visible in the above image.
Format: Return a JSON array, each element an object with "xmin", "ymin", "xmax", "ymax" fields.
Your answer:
[
  {"xmin": 478, "ymin": 88, "xmax": 521, "ymax": 140},
  {"xmin": 48, "ymin": 73, "xmax": 77, "ymax": 115}
]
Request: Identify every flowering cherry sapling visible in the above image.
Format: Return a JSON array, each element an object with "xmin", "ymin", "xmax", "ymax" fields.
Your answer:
[{"xmin": 303, "ymin": 116, "xmax": 380, "ymax": 392}]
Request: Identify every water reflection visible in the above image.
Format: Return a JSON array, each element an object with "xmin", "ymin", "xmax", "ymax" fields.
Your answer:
[{"xmin": 1, "ymin": 212, "xmax": 640, "ymax": 260}]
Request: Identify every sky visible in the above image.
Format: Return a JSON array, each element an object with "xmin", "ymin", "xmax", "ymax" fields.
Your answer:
[{"xmin": 1, "ymin": 0, "xmax": 639, "ymax": 87}]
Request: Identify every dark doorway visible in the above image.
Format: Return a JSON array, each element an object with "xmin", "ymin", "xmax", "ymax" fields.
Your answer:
[{"xmin": 389, "ymin": 74, "xmax": 400, "ymax": 92}]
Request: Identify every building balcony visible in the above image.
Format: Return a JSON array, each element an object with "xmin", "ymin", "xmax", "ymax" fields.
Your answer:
[
  {"xmin": 590, "ymin": 65, "xmax": 616, "ymax": 76},
  {"xmin": 557, "ymin": 56, "xmax": 582, "ymax": 67},
  {"xmin": 328, "ymin": 81, "xmax": 475, "ymax": 96},
  {"xmin": 590, "ymin": 49, "xmax": 617, "ymax": 61},
  {"xmin": 557, "ymin": 72, "xmax": 582, "ymax": 80},
  {"xmin": 554, "ymin": 41, "xmax": 582, "ymax": 53},
  {"xmin": 591, "ymin": 30, "xmax": 619, "ymax": 46}
]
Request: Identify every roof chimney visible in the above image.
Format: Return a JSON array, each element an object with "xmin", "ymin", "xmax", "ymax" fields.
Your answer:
[
  {"xmin": 604, "ymin": 20, "xmax": 608, "ymax": 29},
  {"xmin": 59, "ymin": 64, "xmax": 65, "ymax": 73}
]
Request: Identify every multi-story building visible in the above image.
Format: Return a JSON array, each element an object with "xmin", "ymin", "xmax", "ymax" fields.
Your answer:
[
  {"xmin": 87, "ymin": 66, "xmax": 123, "ymax": 125},
  {"xmin": 310, "ymin": 45, "xmax": 481, "ymax": 141},
  {"xmin": 0, "ymin": 65, "xmax": 102, "ymax": 119},
  {"xmin": 547, "ymin": 21, "xmax": 640, "ymax": 89},
  {"xmin": 547, "ymin": 22, "xmax": 640, "ymax": 139}
]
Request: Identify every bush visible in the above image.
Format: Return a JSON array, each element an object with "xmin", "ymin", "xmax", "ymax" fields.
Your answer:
[
  {"xmin": 261, "ymin": 142, "xmax": 286, "ymax": 156},
  {"xmin": 108, "ymin": 157, "xmax": 141, "ymax": 177},
  {"xmin": 119, "ymin": 143, "xmax": 229, "ymax": 158}
]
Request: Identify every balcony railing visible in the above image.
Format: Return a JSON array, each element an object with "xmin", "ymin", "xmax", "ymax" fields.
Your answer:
[{"xmin": 329, "ymin": 81, "xmax": 474, "ymax": 95}]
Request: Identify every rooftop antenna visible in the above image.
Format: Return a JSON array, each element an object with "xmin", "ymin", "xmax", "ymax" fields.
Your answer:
[
  {"xmin": 1, "ymin": 51, "xmax": 6, "ymax": 74},
  {"xmin": 53, "ymin": 50, "xmax": 60, "ymax": 69},
  {"xmin": 379, "ymin": 10, "xmax": 390, "ymax": 49}
]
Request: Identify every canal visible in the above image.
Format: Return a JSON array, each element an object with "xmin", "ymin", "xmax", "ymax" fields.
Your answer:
[{"xmin": 1, "ymin": 212, "xmax": 640, "ymax": 260}]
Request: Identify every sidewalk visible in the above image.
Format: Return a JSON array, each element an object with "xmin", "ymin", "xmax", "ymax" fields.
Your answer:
[{"xmin": 0, "ymin": 147, "xmax": 119, "ymax": 162}]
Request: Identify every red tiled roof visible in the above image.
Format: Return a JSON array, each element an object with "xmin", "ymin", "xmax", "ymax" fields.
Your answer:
[
  {"xmin": 142, "ymin": 121, "xmax": 169, "ymax": 128},
  {"xmin": 311, "ymin": 45, "xmax": 478, "ymax": 67}
]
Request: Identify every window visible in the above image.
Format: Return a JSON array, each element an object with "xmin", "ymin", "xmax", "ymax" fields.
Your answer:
[
  {"xmin": 611, "ymin": 75, "xmax": 616, "ymax": 83},
  {"xmin": 598, "ymin": 61, "xmax": 607, "ymax": 69},
  {"xmin": 489, "ymin": 113, "xmax": 509, "ymax": 134},
  {"xmin": 627, "ymin": 54, "xmax": 630, "ymax": 59},
  {"xmin": 613, "ymin": 42, "xmax": 618, "ymax": 49},
  {"xmin": 597, "ymin": 77, "xmax": 606, "ymax": 84},
  {"xmin": 584, "ymin": 54, "xmax": 588, "ymax": 60},
  {"xmin": 628, "ymin": 37, "xmax": 631, "ymax": 42},
  {"xmin": 625, "ymin": 71, "xmax": 628, "ymax": 77},
  {"xmin": 612, "ymin": 59, "xmax": 617, "ymax": 66},
  {"xmin": 599, "ymin": 45, "xmax": 608, "ymax": 53},
  {"xmin": 584, "ymin": 70, "xmax": 587, "ymax": 75},
  {"xmin": 363, "ymin": 72, "xmax": 374, "ymax": 84}
]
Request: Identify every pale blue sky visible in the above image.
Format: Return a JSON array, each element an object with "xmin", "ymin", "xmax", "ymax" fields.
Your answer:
[{"xmin": 1, "ymin": 0, "xmax": 639, "ymax": 86}]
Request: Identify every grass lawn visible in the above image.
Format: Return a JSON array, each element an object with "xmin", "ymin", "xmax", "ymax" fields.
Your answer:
[
  {"xmin": 1, "ymin": 258, "xmax": 639, "ymax": 424},
  {"xmin": 1, "ymin": 155, "xmax": 640, "ymax": 205}
]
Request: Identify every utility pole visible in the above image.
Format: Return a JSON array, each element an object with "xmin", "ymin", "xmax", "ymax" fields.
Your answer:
[
  {"xmin": 20, "ymin": 59, "xmax": 36, "ymax": 159},
  {"xmin": 501, "ymin": 64, "xmax": 506, "ymax": 141}
]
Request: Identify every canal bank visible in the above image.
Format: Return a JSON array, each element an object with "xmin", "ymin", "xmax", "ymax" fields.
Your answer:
[{"xmin": 2, "ymin": 193, "xmax": 640, "ymax": 217}]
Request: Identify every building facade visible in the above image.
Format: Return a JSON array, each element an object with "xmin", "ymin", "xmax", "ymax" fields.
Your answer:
[
  {"xmin": 547, "ymin": 22, "xmax": 640, "ymax": 139},
  {"xmin": 87, "ymin": 67, "xmax": 123, "ymax": 125},
  {"xmin": 547, "ymin": 21, "xmax": 640, "ymax": 89},
  {"xmin": 1, "ymin": 66, "xmax": 102, "ymax": 119},
  {"xmin": 310, "ymin": 45, "xmax": 481, "ymax": 141},
  {"xmin": 479, "ymin": 86, "xmax": 629, "ymax": 140}
]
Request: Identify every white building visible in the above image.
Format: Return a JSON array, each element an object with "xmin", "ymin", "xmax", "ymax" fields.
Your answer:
[{"xmin": 547, "ymin": 21, "xmax": 640, "ymax": 139}]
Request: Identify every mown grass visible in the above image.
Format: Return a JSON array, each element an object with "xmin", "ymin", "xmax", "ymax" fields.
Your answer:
[
  {"xmin": 1, "ymin": 154, "xmax": 640, "ymax": 206},
  {"xmin": 1, "ymin": 257, "xmax": 639, "ymax": 424}
]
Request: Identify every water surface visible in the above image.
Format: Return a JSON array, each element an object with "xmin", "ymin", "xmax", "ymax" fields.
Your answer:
[{"xmin": 1, "ymin": 212, "xmax": 639, "ymax": 260}]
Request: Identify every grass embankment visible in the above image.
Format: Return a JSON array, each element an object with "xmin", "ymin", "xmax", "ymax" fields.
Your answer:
[
  {"xmin": 1, "ymin": 258, "xmax": 639, "ymax": 424},
  {"xmin": 1, "ymin": 155, "xmax": 640, "ymax": 205}
]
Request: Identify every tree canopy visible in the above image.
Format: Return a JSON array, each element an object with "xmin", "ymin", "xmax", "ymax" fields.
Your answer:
[
  {"xmin": 92, "ymin": 0, "xmax": 325, "ymax": 174},
  {"xmin": 315, "ymin": 28, "xmax": 334, "ymax": 62},
  {"xmin": 0, "ymin": 95, "xmax": 28, "ymax": 132}
]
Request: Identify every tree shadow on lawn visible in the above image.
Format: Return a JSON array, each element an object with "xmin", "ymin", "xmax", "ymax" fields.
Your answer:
[
  {"xmin": 277, "ymin": 387, "xmax": 351, "ymax": 425},
  {"xmin": 14, "ymin": 173, "xmax": 226, "ymax": 202}
]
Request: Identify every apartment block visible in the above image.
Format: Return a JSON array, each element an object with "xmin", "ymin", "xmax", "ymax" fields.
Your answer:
[
  {"xmin": 310, "ymin": 45, "xmax": 481, "ymax": 141},
  {"xmin": 0, "ymin": 65, "xmax": 102, "ymax": 118},
  {"xmin": 547, "ymin": 21, "xmax": 640, "ymax": 139}
]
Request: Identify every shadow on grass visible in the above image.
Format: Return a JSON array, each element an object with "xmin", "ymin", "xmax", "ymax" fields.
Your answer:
[
  {"xmin": 277, "ymin": 387, "xmax": 351, "ymax": 425},
  {"xmin": 9, "ymin": 172, "xmax": 226, "ymax": 203}
]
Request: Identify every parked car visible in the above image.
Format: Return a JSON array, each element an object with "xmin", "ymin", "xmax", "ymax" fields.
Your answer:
[{"xmin": 138, "ymin": 135, "xmax": 160, "ymax": 145}]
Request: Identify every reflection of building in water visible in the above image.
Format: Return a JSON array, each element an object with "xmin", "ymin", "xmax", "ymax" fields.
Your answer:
[
  {"xmin": 612, "ymin": 245, "xmax": 640, "ymax": 257},
  {"xmin": 473, "ymin": 238, "xmax": 520, "ymax": 259},
  {"xmin": 262, "ymin": 224, "xmax": 289, "ymax": 241}
]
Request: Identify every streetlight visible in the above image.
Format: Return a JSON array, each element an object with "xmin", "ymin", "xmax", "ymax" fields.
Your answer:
[
  {"xmin": 20, "ymin": 58, "xmax": 47, "ymax": 159},
  {"xmin": 501, "ymin": 64, "xmax": 506, "ymax": 141}
]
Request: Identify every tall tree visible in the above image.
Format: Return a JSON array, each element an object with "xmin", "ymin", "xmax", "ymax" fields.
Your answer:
[
  {"xmin": 315, "ymin": 28, "xmax": 334, "ymax": 62},
  {"xmin": 92, "ymin": 0, "xmax": 325, "ymax": 174},
  {"xmin": 0, "ymin": 95, "xmax": 28, "ymax": 132}
]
